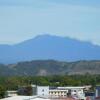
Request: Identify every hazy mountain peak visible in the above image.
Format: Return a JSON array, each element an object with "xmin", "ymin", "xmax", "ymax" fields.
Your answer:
[{"xmin": 0, "ymin": 34, "xmax": 100, "ymax": 64}]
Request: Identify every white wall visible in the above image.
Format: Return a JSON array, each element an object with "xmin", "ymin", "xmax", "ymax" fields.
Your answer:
[
  {"xmin": 37, "ymin": 86, "xmax": 49, "ymax": 96},
  {"xmin": 96, "ymin": 89, "xmax": 98, "ymax": 97}
]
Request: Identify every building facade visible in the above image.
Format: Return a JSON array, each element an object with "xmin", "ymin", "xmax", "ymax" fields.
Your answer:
[
  {"xmin": 95, "ymin": 86, "xmax": 100, "ymax": 98},
  {"xmin": 32, "ymin": 85, "xmax": 86, "ymax": 99},
  {"xmin": 37, "ymin": 86, "xmax": 49, "ymax": 97}
]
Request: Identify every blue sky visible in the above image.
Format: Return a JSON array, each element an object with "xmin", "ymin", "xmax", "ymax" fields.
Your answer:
[{"xmin": 0, "ymin": 0, "xmax": 100, "ymax": 45}]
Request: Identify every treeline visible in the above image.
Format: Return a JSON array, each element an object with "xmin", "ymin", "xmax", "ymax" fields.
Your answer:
[
  {"xmin": 0, "ymin": 74, "xmax": 100, "ymax": 98},
  {"xmin": 0, "ymin": 74, "xmax": 100, "ymax": 90}
]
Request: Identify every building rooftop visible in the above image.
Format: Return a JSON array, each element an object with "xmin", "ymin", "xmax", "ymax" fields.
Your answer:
[
  {"xmin": 1, "ymin": 96, "xmax": 50, "ymax": 100},
  {"xmin": 57, "ymin": 87, "xmax": 85, "ymax": 89}
]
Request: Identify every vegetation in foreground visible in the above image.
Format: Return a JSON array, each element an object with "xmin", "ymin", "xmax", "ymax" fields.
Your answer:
[{"xmin": 0, "ymin": 74, "xmax": 100, "ymax": 98}]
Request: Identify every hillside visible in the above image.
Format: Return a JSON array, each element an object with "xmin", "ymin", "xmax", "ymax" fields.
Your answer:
[
  {"xmin": 0, "ymin": 60, "xmax": 100, "ymax": 76},
  {"xmin": 0, "ymin": 35, "xmax": 100, "ymax": 64}
]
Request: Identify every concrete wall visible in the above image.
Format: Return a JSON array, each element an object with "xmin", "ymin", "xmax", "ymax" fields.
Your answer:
[{"xmin": 37, "ymin": 86, "xmax": 49, "ymax": 96}]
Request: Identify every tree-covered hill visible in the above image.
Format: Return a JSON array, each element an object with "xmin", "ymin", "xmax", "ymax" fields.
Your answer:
[{"xmin": 0, "ymin": 60, "xmax": 100, "ymax": 76}]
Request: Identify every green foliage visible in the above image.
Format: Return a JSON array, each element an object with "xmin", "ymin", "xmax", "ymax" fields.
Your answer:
[
  {"xmin": 25, "ymin": 86, "xmax": 33, "ymax": 96},
  {"xmin": 0, "ymin": 60, "xmax": 100, "ymax": 97},
  {"xmin": 18, "ymin": 85, "xmax": 33, "ymax": 96},
  {"xmin": 0, "ymin": 60, "xmax": 100, "ymax": 76},
  {"xmin": 0, "ymin": 85, "xmax": 6, "ymax": 99},
  {"xmin": 0, "ymin": 75, "xmax": 100, "ymax": 92}
]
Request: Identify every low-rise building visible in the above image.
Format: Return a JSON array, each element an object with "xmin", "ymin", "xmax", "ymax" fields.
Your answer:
[{"xmin": 32, "ymin": 85, "xmax": 86, "ymax": 100}]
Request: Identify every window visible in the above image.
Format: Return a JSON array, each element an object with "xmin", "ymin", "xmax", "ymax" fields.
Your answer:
[
  {"xmin": 42, "ymin": 89, "xmax": 44, "ymax": 92},
  {"xmin": 61, "ymin": 91, "xmax": 63, "ymax": 94}
]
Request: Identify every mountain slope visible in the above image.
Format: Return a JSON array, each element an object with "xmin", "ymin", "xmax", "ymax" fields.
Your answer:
[
  {"xmin": 0, "ymin": 60, "xmax": 100, "ymax": 76},
  {"xmin": 0, "ymin": 35, "xmax": 100, "ymax": 64}
]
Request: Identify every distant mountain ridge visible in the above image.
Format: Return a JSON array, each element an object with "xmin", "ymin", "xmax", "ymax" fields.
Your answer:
[{"xmin": 0, "ymin": 34, "xmax": 100, "ymax": 64}]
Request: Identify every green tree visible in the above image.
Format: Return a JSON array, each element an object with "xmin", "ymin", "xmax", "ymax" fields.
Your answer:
[{"xmin": 0, "ymin": 85, "xmax": 6, "ymax": 99}]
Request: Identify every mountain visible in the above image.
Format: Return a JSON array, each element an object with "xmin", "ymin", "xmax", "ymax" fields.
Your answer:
[
  {"xmin": 0, "ymin": 60, "xmax": 100, "ymax": 76},
  {"xmin": 0, "ymin": 34, "xmax": 100, "ymax": 64}
]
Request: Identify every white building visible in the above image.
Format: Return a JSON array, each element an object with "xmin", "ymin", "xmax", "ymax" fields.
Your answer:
[
  {"xmin": 37, "ymin": 86, "xmax": 49, "ymax": 97},
  {"xmin": 32, "ymin": 85, "xmax": 86, "ymax": 100},
  {"xmin": 95, "ymin": 86, "xmax": 100, "ymax": 98},
  {"xmin": 2, "ymin": 86, "xmax": 86, "ymax": 100}
]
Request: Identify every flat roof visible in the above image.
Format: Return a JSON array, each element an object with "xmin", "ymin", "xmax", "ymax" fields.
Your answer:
[{"xmin": 57, "ymin": 87, "xmax": 85, "ymax": 89}]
